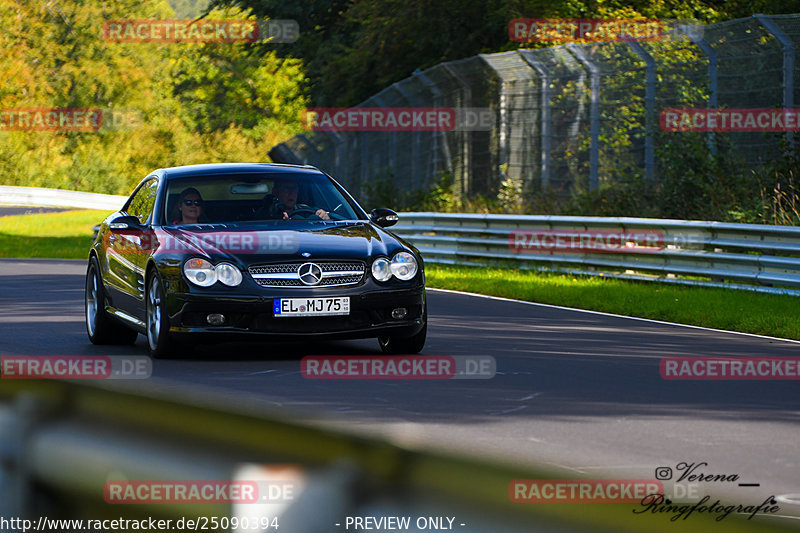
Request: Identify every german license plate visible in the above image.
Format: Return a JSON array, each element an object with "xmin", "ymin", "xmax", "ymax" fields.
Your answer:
[{"xmin": 273, "ymin": 297, "xmax": 350, "ymax": 317}]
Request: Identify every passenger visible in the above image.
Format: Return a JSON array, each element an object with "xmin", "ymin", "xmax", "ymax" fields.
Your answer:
[{"xmin": 171, "ymin": 187, "xmax": 207, "ymax": 224}]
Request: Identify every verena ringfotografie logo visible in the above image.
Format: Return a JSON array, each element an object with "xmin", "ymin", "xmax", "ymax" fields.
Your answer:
[
  {"xmin": 104, "ymin": 230, "xmax": 299, "ymax": 255},
  {"xmin": 510, "ymin": 480, "xmax": 664, "ymax": 503},
  {"xmin": 303, "ymin": 108, "xmax": 493, "ymax": 132},
  {"xmin": 510, "ymin": 230, "xmax": 665, "ymax": 254},
  {"xmin": 103, "ymin": 480, "xmax": 294, "ymax": 504},
  {"xmin": 301, "ymin": 356, "xmax": 496, "ymax": 379},
  {"xmin": 1, "ymin": 356, "xmax": 151, "ymax": 379},
  {"xmin": 661, "ymin": 108, "xmax": 800, "ymax": 132},
  {"xmin": 0, "ymin": 108, "xmax": 102, "ymax": 132},
  {"xmin": 660, "ymin": 357, "xmax": 800, "ymax": 380},
  {"xmin": 634, "ymin": 461, "xmax": 780, "ymax": 521},
  {"xmin": 509, "ymin": 18, "xmax": 667, "ymax": 43},
  {"xmin": 103, "ymin": 19, "xmax": 298, "ymax": 43}
]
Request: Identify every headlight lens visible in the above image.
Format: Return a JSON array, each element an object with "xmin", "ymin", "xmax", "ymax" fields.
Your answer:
[
  {"xmin": 391, "ymin": 252, "xmax": 418, "ymax": 281},
  {"xmin": 215, "ymin": 262, "xmax": 243, "ymax": 287},
  {"xmin": 183, "ymin": 258, "xmax": 217, "ymax": 287},
  {"xmin": 371, "ymin": 257, "xmax": 392, "ymax": 281}
]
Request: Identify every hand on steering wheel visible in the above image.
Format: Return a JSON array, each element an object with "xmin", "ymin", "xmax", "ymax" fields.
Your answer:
[{"xmin": 287, "ymin": 207, "xmax": 323, "ymax": 220}]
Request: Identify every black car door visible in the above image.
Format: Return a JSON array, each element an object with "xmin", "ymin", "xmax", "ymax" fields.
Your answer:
[{"xmin": 104, "ymin": 177, "xmax": 158, "ymax": 317}]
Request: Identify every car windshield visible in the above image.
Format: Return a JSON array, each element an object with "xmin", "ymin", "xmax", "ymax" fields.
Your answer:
[{"xmin": 163, "ymin": 172, "xmax": 362, "ymax": 225}]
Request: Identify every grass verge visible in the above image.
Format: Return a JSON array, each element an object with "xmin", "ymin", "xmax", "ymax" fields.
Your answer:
[
  {"xmin": 0, "ymin": 209, "xmax": 110, "ymax": 259},
  {"xmin": 426, "ymin": 264, "xmax": 800, "ymax": 341}
]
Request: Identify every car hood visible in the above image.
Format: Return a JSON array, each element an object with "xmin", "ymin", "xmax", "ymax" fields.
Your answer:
[{"xmin": 154, "ymin": 221, "xmax": 411, "ymax": 265}]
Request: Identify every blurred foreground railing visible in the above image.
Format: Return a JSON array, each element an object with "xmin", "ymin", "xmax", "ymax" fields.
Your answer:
[
  {"xmin": 0, "ymin": 380, "xmax": 791, "ymax": 533},
  {"xmin": 393, "ymin": 213, "xmax": 800, "ymax": 297}
]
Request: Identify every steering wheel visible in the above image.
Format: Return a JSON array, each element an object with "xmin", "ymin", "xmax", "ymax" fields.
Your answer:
[{"xmin": 287, "ymin": 207, "xmax": 322, "ymax": 219}]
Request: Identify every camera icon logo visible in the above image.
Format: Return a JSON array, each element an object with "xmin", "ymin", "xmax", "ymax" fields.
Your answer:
[{"xmin": 655, "ymin": 467, "xmax": 673, "ymax": 480}]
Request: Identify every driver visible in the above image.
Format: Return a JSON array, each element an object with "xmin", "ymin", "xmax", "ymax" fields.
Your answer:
[{"xmin": 267, "ymin": 178, "xmax": 330, "ymax": 220}]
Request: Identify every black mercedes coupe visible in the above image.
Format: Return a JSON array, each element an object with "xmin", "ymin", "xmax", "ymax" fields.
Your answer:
[{"xmin": 85, "ymin": 163, "xmax": 426, "ymax": 357}]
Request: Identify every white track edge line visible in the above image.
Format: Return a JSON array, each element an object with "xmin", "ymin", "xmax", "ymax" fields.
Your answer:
[{"xmin": 427, "ymin": 287, "xmax": 800, "ymax": 345}]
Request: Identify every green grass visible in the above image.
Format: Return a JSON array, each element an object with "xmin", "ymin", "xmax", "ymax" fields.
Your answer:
[
  {"xmin": 426, "ymin": 264, "xmax": 800, "ymax": 340},
  {"xmin": 2, "ymin": 210, "xmax": 798, "ymax": 340},
  {"xmin": 0, "ymin": 209, "xmax": 110, "ymax": 259}
]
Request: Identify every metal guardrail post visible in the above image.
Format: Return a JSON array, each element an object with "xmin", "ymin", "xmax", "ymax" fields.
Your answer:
[
  {"xmin": 755, "ymin": 14, "xmax": 795, "ymax": 143},
  {"xmin": 518, "ymin": 51, "xmax": 552, "ymax": 189},
  {"xmin": 567, "ymin": 45, "xmax": 600, "ymax": 190},
  {"xmin": 627, "ymin": 41, "xmax": 656, "ymax": 182}
]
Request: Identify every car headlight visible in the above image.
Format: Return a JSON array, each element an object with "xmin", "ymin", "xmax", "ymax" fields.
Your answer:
[
  {"xmin": 215, "ymin": 262, "xmax": 243, "ymax": 287},
  {"xmin": 371, "ymin": 257, "xmax": 392, "ymax": 282},
  {"xmin": 184, "ymin": 258, "xmax": 217, "ymax": 287},
  {"xmin": 391, "ymin": 252, "xmax": 418, "ymax": 281}
]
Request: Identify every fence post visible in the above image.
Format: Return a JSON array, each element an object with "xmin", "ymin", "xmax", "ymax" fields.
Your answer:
[
  {"xmin": 442, "ymin": 63, "xmax": 473, "ymax": 200},
  {"xmin": 391, "ymin": 83, "xmax": 422, "ymax": 189},
  {"xmin": 567, "ymin": 45, "xmax": 600, "ymax": 190},
  {"xmin": 679, "ymin": 24, "xmax": 718, "ymax": 154},
  {"xmin": 755, "ymin": 14, "xmax": 795, "ymax": 143},
  {"xmin": 518, "ymin": 51, "xmax": 551, "ymax": 190},
  {"xmin": 416, "ymin": 70, "xmax": 451, "ymax": 176},
  {"xmin": 628, "ymin": 41, "xmax": 656, "ymax": 182}
]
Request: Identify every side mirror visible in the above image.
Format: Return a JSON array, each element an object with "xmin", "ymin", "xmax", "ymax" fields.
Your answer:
[
  {"xmin": 370, "ymin": 208, "xmax": 399, "ymax": 228},
  {"xmin": 108, "ymin": 214, "xmax": 145, "ymax": 231}
]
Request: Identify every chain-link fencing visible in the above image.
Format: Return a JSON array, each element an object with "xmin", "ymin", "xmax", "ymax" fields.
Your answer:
[{"xmin": 269, "ymin": 14, "xmax": 800, "ymax": 204}]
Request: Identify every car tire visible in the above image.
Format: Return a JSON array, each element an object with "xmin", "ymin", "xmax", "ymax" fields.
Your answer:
[
  {"xmin": 378, "ymin": 323, "xmax": 427, "ymax": 355},
  {"xmin": 85, "ymin": 256, "xmax": 139, "ymax": 345},
  {"xmin": 146, "ymin": 271, "xmax": 189, "ymax": 359}
]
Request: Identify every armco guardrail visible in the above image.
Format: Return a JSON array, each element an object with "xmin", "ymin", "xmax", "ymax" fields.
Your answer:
[
  {"xmin": 0, "ymin": 185, "xmax": 125, "ymax": 211},
  {"xmin": 0, "ymin": 380, "xmax": 789, "ymax": 533},
  {"xmin": 393, "ymin": 213, "xmax": 800, "ymax": 296},
  {"xmin": 3, "ymin": 187, "xmax": 799, "ymax": 296}
]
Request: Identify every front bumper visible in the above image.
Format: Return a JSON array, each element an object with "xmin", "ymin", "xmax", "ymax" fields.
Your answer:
[{"xmin": 166, "ymin": 286, "xmax": 426, "ymax": 341}]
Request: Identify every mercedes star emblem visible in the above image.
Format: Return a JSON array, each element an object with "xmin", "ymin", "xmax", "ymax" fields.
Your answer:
[{"xmin": 298, "ymin": 262, "xmax": 323, "ymax": 286}]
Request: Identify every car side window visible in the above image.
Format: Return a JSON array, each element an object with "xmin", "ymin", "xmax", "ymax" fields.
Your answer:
[{"xmin": 126, "ymin": 178, "xmax": 158, "ymax": 224}]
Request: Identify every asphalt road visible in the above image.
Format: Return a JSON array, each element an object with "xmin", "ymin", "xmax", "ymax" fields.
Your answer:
[{"xmin": 1, "ymin": 258, "xmax": 798, "ymax": 521}]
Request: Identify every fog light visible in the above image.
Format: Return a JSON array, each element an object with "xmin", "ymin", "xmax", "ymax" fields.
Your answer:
[
  {"xmin": 391, "ymin": 307, "xmax": 407, "ymax": 319},
  {"xmin": 207, "ymin": 313, "xmax": 225, "ymax": 326}
]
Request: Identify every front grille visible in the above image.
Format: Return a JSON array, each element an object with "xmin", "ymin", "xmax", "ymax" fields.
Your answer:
[{"xmin": 249, "ymin": 261, "xmax": 366, "ymax": 288}]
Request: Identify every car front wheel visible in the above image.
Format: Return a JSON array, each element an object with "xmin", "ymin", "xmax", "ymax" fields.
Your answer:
[{"xmin": 85, "ymin": 257, "xmax": 138, "ymax": 345}]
